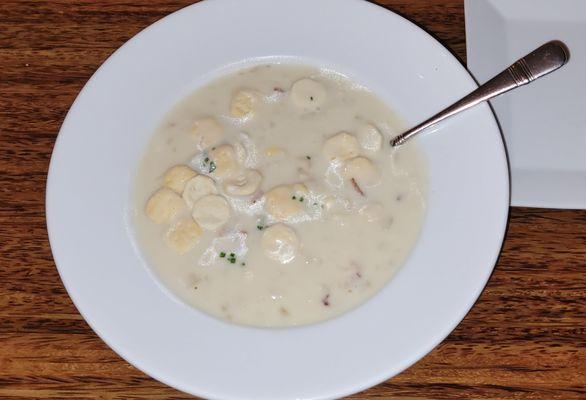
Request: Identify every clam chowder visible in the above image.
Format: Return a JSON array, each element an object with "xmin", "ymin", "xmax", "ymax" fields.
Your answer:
[{"xmin": 132, "ymin": 64, "xmax": 426, "ymax": 327}]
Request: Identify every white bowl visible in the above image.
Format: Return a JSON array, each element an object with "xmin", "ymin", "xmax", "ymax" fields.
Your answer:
[{"xmin": 46, "ymin": 0, "xmax": 509, "ymax": 399}]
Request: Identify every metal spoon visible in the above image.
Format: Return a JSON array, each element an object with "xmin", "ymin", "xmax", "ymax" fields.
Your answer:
[{"xmin": 390, "ymin": 41, "xmax": 569, "ymax": 147}]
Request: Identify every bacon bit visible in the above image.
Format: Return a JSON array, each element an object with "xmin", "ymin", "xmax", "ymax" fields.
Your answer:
[
  {"xmin": 273, "ymin": 87, "xmax": 285, "ymax": 93},
  {"xmin": 351, "ymin": 178, "xmax": 365, "ymax": 196},
  {"xmin": 322, "ymin": 294, "xmax": 330, "ymax": 306}
]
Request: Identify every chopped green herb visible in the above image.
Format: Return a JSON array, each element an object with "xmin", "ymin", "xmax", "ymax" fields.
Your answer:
[
  {"xmin": 306, "ymin": 155, "xmax": 311, "ymax": 160},
  {"xmin": 204, "ymin": 157, "xmax": 210, "ymax": 163},
  {"xmin": 208, "ymin": 160, "xmax": 216, "ymax": 173},
  {"xmin": 299, "ymin": 196, "xmax": 304, "ymax": 202},
  {"xmin": 292, "ymin": 195, "xmax": 296, "ymax": 200},
  {"xmin": 257, "ymin": 225, "xmax": 264, "ymax": 230},
  {"xmin": 241, "ymin": 262, "xmax": 246, "ymax": 266},
  {"xmin": 220, "ymin": 251, "xmax": 240, "ymax": 265}
]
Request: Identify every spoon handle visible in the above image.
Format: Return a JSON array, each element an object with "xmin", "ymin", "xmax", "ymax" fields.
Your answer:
[{"xmin": 390, "ymin": 41, "xmax": 569, "ymax": 147}]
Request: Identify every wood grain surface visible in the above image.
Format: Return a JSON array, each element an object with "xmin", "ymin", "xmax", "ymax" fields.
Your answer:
[{"xmin": 1, "ymin": 0, "xmax": 585, "ymax": 399}]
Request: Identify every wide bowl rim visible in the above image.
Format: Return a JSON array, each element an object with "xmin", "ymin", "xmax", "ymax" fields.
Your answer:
[{"xmin": 46, "ymin": 0, "xmax": 509, "ymax": 399}]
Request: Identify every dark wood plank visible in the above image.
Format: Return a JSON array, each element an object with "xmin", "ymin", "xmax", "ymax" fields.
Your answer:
[{"xmin": 0, "ymin": 0, "xmax": 584, "ymax": 399}]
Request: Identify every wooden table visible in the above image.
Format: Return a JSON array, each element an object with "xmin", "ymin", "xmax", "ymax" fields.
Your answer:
[{"xmin": 1, "ymin": 1, "xmax": 584, "ymax": 398}]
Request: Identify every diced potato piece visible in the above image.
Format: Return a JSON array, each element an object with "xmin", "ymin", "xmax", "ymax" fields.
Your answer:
[
  {"xmin": 323, "ymin": 132, "xmax": 360, "ymax": 162},
  {"xmin": 191, "ymin": 195, "xmax": 231, "ymax": 230},
  {"xmin": 223, "ymin": 169, "xmax": 262, "ymax": 197},
  {"xmin": 290, "ymin": 78, "xmax": 327, "ymax": 112},
  {"xmin": 261, "ymin": 223, "xmax": 300, "ymax": 264},
  {"xmin": 208, "ymin": 144, "xmax": 238, "ymax": 179},
  {"xmin": 145, "ymin": 188, "xmax": 185, "ymax": 224},
  {"xmin": 343, "ymin": 156, "xmax": 381, "ymax": 188},
  {"xmin": 164, "ymin": 165, "xmax": 197, "ymax": 194},
  {"xmin": 191, "ymin": 117, "xmax": 224, "ymax": 150},
  {"xmin": 356, "ymin": 124, "xmax": 383, "ymax": 152},
  {"xmin": 182, "ymin": 175, "xmax": 218, "ymax": 209},
  {"xmin": 166, "ymin": 218, "xmax": 203, "ymax": 254},
  {"xmin": 264, "ymin": 185, "xmax": 305, "ymax": 222},
  {"xmin": 265, "ymin": 147, "xmax": 285, "ymax": 157},
  {"xmin": 230, "ymin": 90, "xmax": 258, "ymax": 119}
]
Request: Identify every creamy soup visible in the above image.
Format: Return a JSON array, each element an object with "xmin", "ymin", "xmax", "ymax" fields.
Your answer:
[{"xmin": 132, "ymin": 63, "xmax": 426, "ymax": 327}]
